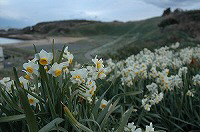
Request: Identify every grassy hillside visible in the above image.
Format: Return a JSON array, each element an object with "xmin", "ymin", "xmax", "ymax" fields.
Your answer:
[
  {"xmin": 24, "ymin": 10, "xmax": 200, "ymax": 60},
  {"xmin": 94, "ymin": 10, "xmax": 200, "ymax": 60}
]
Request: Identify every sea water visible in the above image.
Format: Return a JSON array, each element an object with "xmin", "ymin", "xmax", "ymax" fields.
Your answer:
[{"xmin": 0, "ymin": 37, "xmax": 22, "ymax": 45}]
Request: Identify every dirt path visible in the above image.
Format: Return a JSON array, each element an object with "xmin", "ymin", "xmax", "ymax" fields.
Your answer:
[{"xmin": 84, "ymin": 33, "xmax": 138, "ymax": 60}]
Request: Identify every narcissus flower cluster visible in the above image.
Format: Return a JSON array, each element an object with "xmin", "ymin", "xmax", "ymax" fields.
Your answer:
[{"xmin": 0, "ymin": 42, "xmax": 200, "ymax": 131}]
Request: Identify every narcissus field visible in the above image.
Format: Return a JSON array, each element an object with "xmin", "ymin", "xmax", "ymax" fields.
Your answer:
[{"xmin": 0, "ymin": 42, "xmax": 200, "ymax": 132}]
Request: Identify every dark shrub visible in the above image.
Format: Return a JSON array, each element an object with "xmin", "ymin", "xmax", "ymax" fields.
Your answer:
[{"xmin": 158, "ymin": 18, "xmax": 179, "ymax": 29}]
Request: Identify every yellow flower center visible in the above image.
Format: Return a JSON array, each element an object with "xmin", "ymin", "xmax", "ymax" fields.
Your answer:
[
  {"xmin": 74, "ymin": 75, "xmax": 81, "ymax": 79},
  {"xmin": 26, "ymin": 67, "xmax": 33, "ymax": 73},
  {"xmin": 166, "ymin": 70, "xmax": 169, "ymax": 75},
  {"xmin": 97, "ymin": 62, "xmax": 101, "ymax": 69},
  {"xmin": 24, "ymin": 74, "xmax": 31, "ymax": 80},
  {"xmin": 63, "ymin": 66, "xmax": 67, "ymax": 70},
  {"xmin": 101, "ymin": 104, "xmax": 107, "ymax": 108},
  {"xmin": 29, "ymin": 98, "xmax": 34, "ymax": 104},
  {"xmin": 82, "ymin": 79, "xmax": 85, "ymax": 83},
  {"xmin": 69, "ymin": 59, "xmax": 73, "ymax": 64},
  {"xmin": 89, "ymin": 87, "xmax": 95, "ymax": 95},
  {"xmin": 54, "ymin": 70, "xmax": 62, "ymax": 77},
  {"xmin": 20, "ymin": 82, "xmax": 24, "ymax": 87},
  {"xmin": 98, "ymin": 70, "xmax": 104, "ymax": 78},
  {"xmin": 40, "ymin": 58, "xmax": 48, "ymax": 65}
]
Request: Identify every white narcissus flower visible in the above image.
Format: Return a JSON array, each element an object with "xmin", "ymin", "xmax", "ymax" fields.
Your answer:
[
  {"xmin": 142, "ymin": 98, "xmax": 148, "ymax": 106},
  {"xmin": 186, "ymin": 90, "xmax": 194, "ymax": 97},
  {"xmin": 67, "ymin": 53, "xmax": 74, "ymax": 64},
  {"xmin": 146, "ymin": 83, "xmax": 158, "ymax": 94},
  {"xmin": 86, "ymin": 78, "xmax": 96, "ymax": 90},
  {"xmin": 193, "ymin": 74, "xmax": 200, "ymax": 85},
  {"xmin": 92, "ymin": 55, "xmax": 104, "ymax": 70},
  {"xmin": 63, "ymin": 46, "xmax": 74, "ymax": 64},
  {"xmin": 81, "ymin": 78, "xmax": 96, "ymax": 98},
  {"xmin": 144, "ymin": 104, "xmax": 151, "ymax": 111},
  {"xmin": 178, "ymin": 67, "xmax": 188, "ymax": 77},
  {"xmin": 0, "ymin": 77, "xmax": 15, "ymax": 92},
  {"xmin": 23, "ymin": 61, "xmax": 39, "ymax": 75},
  {"xmin": 154, "ymin": 92, "xmax": 164, "ymax": 104},
  {"xmin": 98, "ymin": 68, "xmax": 106, "ymax": 79},
  {"xmin": 24, "ymin": 73, "xmax": 34, "ymax": 80},
  {"xmin": 100, "ymin": 99, "xmax": 108, "ymax": 109},
  {"xmin": 61, "ymin": 62, "xmax": 70, "ymax": 79},
  {"xmin": 64, "ymin": 46, "xmax": 69, "ymax": 54},
  {"xmin": 0, "ymin": 77, "xmax": 11, "ymax": 86},
  {"xmin": 82, "ymin": 78, "xmax": 97, "ymax": 97},
  {"xmin": 127, "ymin": 122, "xmax": 136, "ymax": 130},
  {"xmin": 64, "ymin": 46, "xmax": 72, "ymax": 56},
  {"xmin": 19, "ymin": 76, "xmax": 29, "ymax": 89},
  {"xmin": 70, "ymin": 68, "xmax": 88, "ymax": 84},
  {"xmin": 27, "ymin": 94, "xmax": 39, "ymax": 106},
  {"xmin": 36, "ymin": 49, "xmax": 53, "ymax": 65},
  {"xmin": 88, "ymin": 67, "xmax": 106, "ymax": 80},
  {"xmin": 5, "ymin": 81, "xmax": 15, "ymax": 93},
  {"xmin": 124, "ymin": 122, "xmax": 142, "ymax": 132},
  {"xmin": 145, "ymin": 122, "xmax": 154, "ymax": 132},
  {"xmin": 48, "ymin": 62, "xmax": 63, "ymax": 77},
  {"xmin": 82, "ymin": 89, "xmax": 95, "ymax": 98}
]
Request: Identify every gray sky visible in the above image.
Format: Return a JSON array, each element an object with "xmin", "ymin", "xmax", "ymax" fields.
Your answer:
[{"xmin": 0, "ymin": 0, "xmax": 200, "ymax": 28}]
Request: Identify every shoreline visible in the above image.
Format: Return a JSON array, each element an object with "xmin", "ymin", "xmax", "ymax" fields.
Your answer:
[
  {"xmin": 0, "ymin": 36, "xmax": 88, "ymax": 48},
  {"xmin": 0, "ymin": 34, "xmax": 45, "ymax": 40}
]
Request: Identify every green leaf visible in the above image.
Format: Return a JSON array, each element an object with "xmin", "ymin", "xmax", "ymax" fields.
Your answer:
[
  {"xmin": 0, "ymin": 114, "xmax": 26, "ymax": 122},
  {"xmin": 162, "ymin": 116, "xmax": 184, "ymax": 131},
  {"xmin": 92, "ymin": 83, "xmax": 112, "ymax": 119},
  {"xmin": 78, "ymin": 123, "xmax": 93, "ymax": 132},
  {"xmin": 112, "ymin": 90, "xmax": 143, "ymax": 101},
  {"xmin": 52, "ymin": 39, "xmax": 55, "ymax": 64},
  {"xmin": 51, "ymin": 127, "xmax": 68, "ymax": 132},
  {"xmin": 13, "ymin": 67, "xmax": 39, "ymax": 132},
  {"xmin": 39, "ymin": 64, "xmax": 57, "ymax": 119},
  {"xmin": 0, "ymin": 88, "xmax": 23, "ymax": 113},
  {"xmin": 38, "ymin": 118, "xmax": 64, "ymax": 132},
  {"xmin": 80, "ymin": 119, "xmax": 101, "ymax": 131},
  {"xmin": 116, "ymin": 106, "xmax": 133, "ymax": 132},
  {"xmin": 33, "ymin": 44, "xmax": 37, "ymax": 53},
  {"xmin": 58, "ymin": 45, "xmax": 66, "ymax": 63},
  {"xmin": 100, "ymin": 97, "xmax": 121, "ymax": 128},
  {"xmin": 24, "ymin": 88, "xmax": 45, "ymax": 103},
  {"xmin": 96, "ymin": 101, "xmax": 112, "ymax": 124},
  {"xmin": 170, "ymin": 116, "xmax": 198, "ymax": 128},
  {"xmin": 146, "ymin": 113, "xmax": 161, "ymax": 119},
  {"xmin": 63, "ymin": 103, "xmax": 93, "ymax": 132}
]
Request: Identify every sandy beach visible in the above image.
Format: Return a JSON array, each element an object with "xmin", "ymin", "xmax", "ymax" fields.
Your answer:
[{"xmin": 2, "ymin": 36, "xmax": 88, "ymax": 48}]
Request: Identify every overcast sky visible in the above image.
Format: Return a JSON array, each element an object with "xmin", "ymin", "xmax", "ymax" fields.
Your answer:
[{"xmin": 0, "ymin": 0, "xmax": 200, "ymax": 28}]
